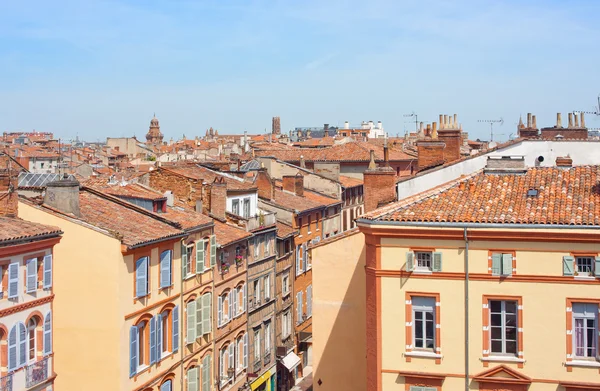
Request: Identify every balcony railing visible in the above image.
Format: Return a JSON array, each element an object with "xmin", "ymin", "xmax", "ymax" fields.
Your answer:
[
  {"xmin": 0, "ymin": 374, "xmax": 12, "ymax": 391},
  {"xmin": 26, "ymin": 357, "xmax": 49, "ymax": 388},
  {"xmin": 246, "ymin": 211, "xmax": 276, "ymax": 232},
  {"xmin": 253, "ymin": 358, "xmax": 262, "ymax": 372},
  {"xmin": 264, "ymin": 351, "xmax": 271, "ymax": 365}
]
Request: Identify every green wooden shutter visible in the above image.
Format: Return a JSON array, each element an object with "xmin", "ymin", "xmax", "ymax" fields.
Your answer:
[
  {"xmin": 501, "ymin": 253, "xmax": 513, "ymax": 276},
  {"xmin": 202, "ymin": 355, "xmax": 211, "ymax": 391},
  {"xmin": 186, "ymin": 300, "xmax": 197, "ymax": 343},
  {"xmin": 182, "ymin": 243, "xmax": 188, "ymax": 277},
  {"xmin": 595, "ymin": 257, "xmax": 600, "ymax": 277},
  {"xmin": 563, "ymin": 256, "xmax": 575, "ymax": 276},
  {"xmin": 196, "ymin": 297, "xmax": 203, "ymax": 338},
  {"xmin": 491, "ymin": 253, "xmax": 502, "ymax": 275},
  {"xmin": 210, "ymin": 235, "xmax": 217, "ymax": 267},
  {"xmin": 203, "ymin": 293, "xmax": 212, "ymax": 334},
  {"xmin": 188, "ymin": 367, "xmax": 199, "ymax": 391},
  {"xmin": 406, "ymin": 252, "xmax": 414, "ymax": 272},
  {"xmin": 432, "ymin": 252, "xmax": 442, "ymax": 272},
  {"xmin": 196, "ymin": 240, "xmax": 205, "ymax": 274},
  {"xmin": 408, "ymin": 387, "xmax": 424, "ymax": 391}
]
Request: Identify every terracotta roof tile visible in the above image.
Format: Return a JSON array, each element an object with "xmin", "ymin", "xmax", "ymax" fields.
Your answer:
[
  {"xmin": 339, "ymin": 175, "xmax": 363, "ymax": 188},
  {"xmin": 161, "ymin": 165, "xmax": 256, "ymax": 191},
  {"xmin": 268, "ymin": 188, "xmax": 340, "ymax": 213},
  {"xmin": 365, "ymin": 166, "xmax": 600, "ymax": 226},
  {"xmin": 276, "ymin": 222, "xmax": 297, "ymax": 238},
  {"xmin": 0, "ymin": 217, "xmax": 62, "ymax": 245},
  {"xmin": 213, "ymin": 220, "xmax": 251, "ymax": 247}
]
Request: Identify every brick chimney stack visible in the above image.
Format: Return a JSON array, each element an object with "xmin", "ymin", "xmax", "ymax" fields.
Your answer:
[
  {"xmin": 541, "ymin": 112, "xmax": 588, "ymax": 139},
  {"xmin": 436, "ymin": 113, "xmax": 461, "ymax": 163},
  {"xmin": 272, "ymin": 116, "xmax": 281, "ymax": 135},
  {"xmin": 518, "ymin": 112, "xmax": 539, "ymax": 139},
  {"xmin": 282, "ymin": 174, "xmax": 304, "ymax": 197},
  {"xmin": 0, "ymin": 155, "xmax": 18, "ymax": 217},
  {"xmin": 209, "ymin": 176, "xmax": 227, "ymax": 220},
  {"xmin": 255, "ymin": 168, "xmax": 275, "ymax": 201},
  {"xmin": 363, "ymin": 149, "xmax": 396, "ymax": 213}
]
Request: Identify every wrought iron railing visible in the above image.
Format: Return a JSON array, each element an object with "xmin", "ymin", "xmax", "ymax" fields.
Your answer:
[
  {"xmin": 0, "ymin": 374, "xmax": 12, "ymax": 391},
  {"xmin": 26, "ymin": 357, "xmax": 48, "ymax": 388}
]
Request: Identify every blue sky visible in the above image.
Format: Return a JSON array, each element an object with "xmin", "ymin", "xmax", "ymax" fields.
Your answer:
[{"xmin": 1, "ymin": 0, "xmax": 599, "ymax": 141}]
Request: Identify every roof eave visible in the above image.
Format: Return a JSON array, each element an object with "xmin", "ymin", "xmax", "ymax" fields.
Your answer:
[{"xmin": 356, "ymin": 219, "xmax": 600, "ymax": 230}]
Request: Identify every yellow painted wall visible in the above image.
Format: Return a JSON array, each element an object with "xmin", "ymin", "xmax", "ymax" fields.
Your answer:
[
  {"xmin": 19, "ymin": 201, "xmax": 124, "ymax": 390},
  {"xmin": 312, "ymin": 231, "xmax": 366, "ymax": 391}
]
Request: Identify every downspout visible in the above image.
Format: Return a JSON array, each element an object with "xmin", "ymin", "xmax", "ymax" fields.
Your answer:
[
  {"xmin": 180, "ymin": 240, "xmax": 185, "ymax": 391},
  {"xmin": 463, "ymin": 227, "xmax": 469, "ymax": 391}
]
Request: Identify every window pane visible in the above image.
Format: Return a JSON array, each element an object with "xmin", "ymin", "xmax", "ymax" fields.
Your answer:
[
  {"xmin": 425, "ymin": 321, "xmax": 434, "ymax": 339},
  {"xmin": 506, "ymin": 341, "xmax": 517, "ymax": 354},
  {"xmin": 490, "ymin": 300, "xmax": 501, "ymax": 313},
  {"xmin": 425, "ymin": 312, "xmax": 434, "ymax": 321},
  {"xmin": 490, "ymin": 327, "xmax": 502, "ymax": 340},
  {"xmin": 504, "ymin": 301, "xmax": 517, "ymax": 314},
  {"xmin": 505, "ymin": 314, "xmax": 517, "ymax": 327},
  {"xmin": 490, "ymin": 314, "xmax": 502, "ymax": 326},
  {"xmin": 491, "ymin": 340, "xmax": 502, "ymax": 353},
  {"xmin": 426, "ymin": 338, "xmax": 434, "ymax": 349},
  {"xmin": 415, "ymin": 320, "xmax": 423, "ymax": 339},
  {"xmin": 505, "ymin": 327, "xmax": 517, "ymax": 341}
]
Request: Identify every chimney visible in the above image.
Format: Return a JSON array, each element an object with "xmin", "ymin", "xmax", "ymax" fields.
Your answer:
[
  {"xmin": 574, "ymin": 113, "xmax": 580, "ymax": 128},
  {"xmin": 556, "ymin": 155, "xmax": 573, "ymax": 168},
  {"xmin": 453, "ymin": 114, "xmax": 457, "ymax": 128},
  {"xmin": 417, "ymin": 139, "xmax": 445, "ymax": 171},
  {"xmin": 209, "ymin": 176, "xmax": 227, "ymax": 220},
  {"xmin": 383, "ymin": 139, "xmax": 389, "ymax": 166},
  {"xmin": 324, "ymin": 124, "xmax": 329, "ymax": 137},
  {"xmin": 282, "ymin": 174, "xmax": 303, "ymax": 197},
  {"xmin": 44, "ymin": 174, "xmax": 81, "ymax": 217},
  {"xmin": 443, "ymin": 115, "xmax": 448, "ymax": 127},
  {"xmin": 344, "ymin": 121, "xmax": 349, "ymax": 130},
  {"xmin": 0, "ymin": 155, "xmax": 18, "ymax": 217},
  {"xmin": 432, "ymin": 122, "xmax": 438, "ymax": 139},
  {"xmin": 532, "ymin": 115, "xmax": 537, "ymax": 129},
  {"xmin": 568, "ymin": 113, "xmax": 573, "ymax": 128},
  {"xmin": 439, "ymin": 114, "xmax": 444, "ymax": 129},
  {"xmin": 527, "ymin": 113, "xmax": 532, "ymax": 128},
  {"xmin": 164, "ymin": 190, "xmax": 174, "ymax": 207},
  {"xmin": 300, "ymin": 155, "xmax": 306, "ymax": 168},
  {"xmin": 581, "ymin": 112, "xmax": 586, "ymax": 128},
  {"xmin": 363, "ymin": 164, "xmax": 396, "ymax": 213},
  {"xmin": 368, "ymin": 150, "xmax": 377, "ymax": 169},
  {"xmin": 437, "ymin": 114, "xmax": 462, "ymax": 163},
  {"xmin": 556, "ymin": 113, "xmax": 562, "ymax": 128},
  {"xmin": 256, "ymin": 168, "xmax": 275, "ymax": 200}
]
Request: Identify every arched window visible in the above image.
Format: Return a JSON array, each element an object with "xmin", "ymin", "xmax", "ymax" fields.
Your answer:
[
  {"xmin": 27, "ymin": 318, "xmax": 37, "ymax": 362},
  {"xmin": 8, "ymin": 322, "xmax": 26, "ymax": 371},
  {"xmin": 160, "ymin": 379, "xmax": 172, "ymax": 391},
  {"xmin": 43, "ymin": 312, "xmax": 52, "ymax": 355}
]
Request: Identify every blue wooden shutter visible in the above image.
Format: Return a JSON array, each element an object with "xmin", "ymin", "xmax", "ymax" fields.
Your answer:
[
  {"xmin": 196, "ymin": 297, "xmax": 203, "ymax": 337},
  {"xmin": 432, "ymin": 252, "xmax": 443, "ymax": 272},
  {"xmin": 43, "ymin": 254, "xmax": 52, "ymax": 289},
  {"xmin": 8, "ymin": 263, "xmax": 19, "ymax": 298},
  {"xmin": 160, "ymin": 251, "xmax": 171, "ymax": 288},
  {"xmin": 26, "ymin": 258, "xmax": 37, "ymax": 293},
  {"xmin": 187, "ymin": 300, "xmax": 197, "ymax": 343},
  {"xmin": 491, "ymin": 253, "xmax": 502, "ymax": 275},
  {"xmin": 501, "ymin": 253, "xmax": 513, "ymax": 275},
  {"xmin": 43, "ymin": 312, "xmax": 52, "ymax": 355},
  {"xmin": 18, "ymin": 322, "xmax": 26, "ymax": 367},
  {"xmin": 157, "ymin": 313, "xmax": 163, "ymax": 360},
  {"xmin": 196, "ymin": 240, "xmax": 205, "ymax": 274},
  {"xmin": 563, "ymin": 256, "xmax": 575, "ymax": 276},
  {"xmin": 203, "ymin": 293, "xmax": 211, "ymax": 334},
  {"xmin": 150, "ymin": 316, "xmax": 157, "ymax": 364},
  {"xmin": 8, "ymin": 325, "xmax": 17, "ymax": 371},
  {"xmin": 172, "ymin": 306, "xmax": 179, "ymax": 352},
  {"xmin": 210, "ymin": 235, "xmax": 217, "ymax": 267},
  {"xmin": 135, "ymin": 257, "xmax": 148, "ymax": 298},
  {"xmin": 130, "ymin": 326, "xmax": 138, "ymax": 377},
  {"xmin": 406, "ymin": 252, "xmax": 414, "ymax": 272},
  {"xmin": 182, "ymin": 243, "xmax": 188, "ymax": 277}
]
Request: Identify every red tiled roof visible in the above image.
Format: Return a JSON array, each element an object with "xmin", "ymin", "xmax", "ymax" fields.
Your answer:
[
  {"xmin": 276, "ymin": 222, "xmax": 297, "ymax": 238},
  {"xmin": 0, "ymin": 217, "xmax": 62, "ymax": 245},
  {"xmin": 161, "ymin": 165, "xmax": 256, "ymax": 191},
  {"xmin": 365, "ymin": 166, "xmax": 600, "ymax": 226},
  {"xmin": 213, "ymin": 220, "xmax": 251, "ymax": 247},
  {"xmin": 339, "ymin": 175, "xmax": 363, "ymax": 188},
  {"xmin": 267, "ymin": 188, "xmax": 340, "ymax": 213}
]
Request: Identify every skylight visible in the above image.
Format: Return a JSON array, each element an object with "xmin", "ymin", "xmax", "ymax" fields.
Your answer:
[{"xmin": 527, "ymin": 189, "xmax": 538, "ymax": 197}]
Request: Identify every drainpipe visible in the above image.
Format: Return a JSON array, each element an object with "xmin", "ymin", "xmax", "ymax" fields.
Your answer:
[
  {"xmin": 463, "ymin": 228, "xmax": 469, "ymax": 391},
  {"xmin": 180, "ymin": 240, "xmax": 185, "ymax": 391}
]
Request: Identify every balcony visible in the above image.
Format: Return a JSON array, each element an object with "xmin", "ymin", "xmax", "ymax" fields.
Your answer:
[
  {"xmin": 26, "ymin": 357, "xmax": 49, "ymax": 388},
  {"xmin": 0, "ymin": 374, "xmax": 12, "ymax": 391},
  {"xmin": 253, "ymin": 359, "xmax": 262, "ymax": 372},
  {"xmin": 246, "ymin": 210, "xmax": 276, "ymax": 232},
  {"xmin": 264, "ymin": 351, "xmax": 271, "ymax": 365}
]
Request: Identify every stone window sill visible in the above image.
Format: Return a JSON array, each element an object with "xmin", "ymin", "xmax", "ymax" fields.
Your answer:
[
  {"xmin": 481, "ymin": 356, "xmax": 525, "ymax": 364},
  {"xmin": 404, "ymin": 351, "xmax": 442, "ymax": 359},
  {"xmin": 566, "ymin": 360, "xmax": 600, "ymax": 368}
]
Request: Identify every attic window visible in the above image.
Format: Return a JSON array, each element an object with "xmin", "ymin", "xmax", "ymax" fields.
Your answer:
[{"xmin": 527, "ymin": 189, "xmax": 538, "ymax": 197}]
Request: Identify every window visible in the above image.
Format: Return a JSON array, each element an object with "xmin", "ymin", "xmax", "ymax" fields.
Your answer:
[
  {"xmin": 576, "ymin": 256, "xmax": 595, "ymax": 277},
  {"xmin": 282, "ymin": 311, "xmax": 291, "ymax": 339},
  {"xmin": 135, "ymin": 256, "xmax": 149, "ymax": 298},
  {"xmin": 243, "ymin": 198, "xmax": 251, "ymax": 218},
  {"xmin": 412, "ymin": 297, "xmax": 435, "ymax": 350},
  {"xmin": 26, "ymin": 258, "xmax": 37, "ymax": 293},
  {"xmin": 186, "ymin": 300, "xmax": 197, "ymax": 343},
  {"xmin": 253, "ymin": 279, "xmax": 260, "ymax": 305},
  {"xmin": 296, "ymin": 245, "xmax": 304, "ymax": 276},
  {"xmin": 27, "ymin": 318, "xmax": 36, "ymax": 362},
  {"xmin": 491, "ymin": 252, "xmax": 513, "ymax": 276},
  {"xmin": 237, "ymin": 335, "xmax": 245, "ymax": 372},
  {"xmin": 563, "ymin": 255, "xmax": 600, "ymax": 277},
  {"xmin": 254, "ymin": 328, "xmax": 261, "ymax": 360},
  {"xmin": 316, "ymin": 213, "xmax": 320, "ymax": 231},
  {"xmin": 489, "ymin": 300, "xmax": 518, "ymax": 355},
  {"xmin": 264, "ymin": 321, "xmax": 271, "ymax": 353},
  {"xmin": 160, "ymin": 250, "xmax": 172, "ymax": 288},
  {"xmin": 406, "ymin": 251, "xmax": 442, "ymax": 272},
  {"xmin": 264, "ymin": 275, "xmax": 271, "ymax": 300},
  {"xmin": 219, "ymin": 345, "xmax": 233, "ymax": 385},
  {"xmin": 254, "ymin": 237, "xmax": 259, "ymax": 258},
  {"xmin": 130, "ymin": 320, "xmax": 149, "ymax": 376},
  {"xmin": 306, "ymin": 285, "xmax": 312, "ymax": 318},
  {"xmin": 573, "ymin": 303, "xmax": 598, "ymax": 358},
  {"xmin": 265, "ymin": 234, "xmax": 270, "ymax": 256},
  {"xmin": 187, "ymin": 366, "xmax": 199, "ymax": 391},
  {"xmin": 283, "ymin": 274, "xmax": 290, "ymax": 296},
  {"xmin": 8, "ymin": 262, "xmax": 19, "ymax": 299},
  {"xmin": 304, "ymin": 243, "xmax": 310, "ymax": 270},
  {"xmin": 218, "ymin": 292, "xmax": 231, "ymax": 326},
  {"xmin": 237, "ymin": 284, "xmax": 246, "ymax": 314},
  {"xmin": 297, "ymin": 291, "xmax": 303, "ymax": 324},
  {"xmin": 160, "ymin": 380, "xmax": 172, "ymax": 391},
  {"xmin": 232, "ymin": 199, "xmax": 240, "ymax": 216},
  {"xmin": 202, "ymin": 355, "xmax": 212, "ymax": 391},
  {"xmin": 43, "ymin": 254, "xmax": 52, "ymax": 289},
  {"xmin": 409, "ymin": 387, "xmax": 436, "ymax": 391},
  {"xmin": 307, "ymin": 215, "xmax": 312, "ymax": 234},
  {"xmin": 182, "ymin": 243, "xmax": 193, "ymax": 277},
  {"xmin": 8, "ymin": 322, "xmax": 26, "ymax": 371},
  {"xmin": 196, "ymin": 239, "xmax": 206, "ymax": 274}
]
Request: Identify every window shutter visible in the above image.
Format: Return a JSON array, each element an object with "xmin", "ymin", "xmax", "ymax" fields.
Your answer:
[
  {"xmin": 595, "ymin": 257, "xmax": 600, "ymax": 277},
  {"xmin": 296, "ymin": 246, "xmax": 301, "ymax": 275},
  {"xmin": 210, "ymin": 235, "xmax": 217, "ymax": 267},
  {"xmin": 196, "ymin": 240, "xmax": 205, "ymax": 274},
  {"xmin": 187, "ymin": 300, "xmax": 197, "ymax": 343},
  {"xmin": 243, "ymin": 284, "xmax": 247, "ymax": 312},
  {"xmin": 135, "ymin": 257, "xmax": 148, "ymax": 298},
  {"xmin": 307, "ymin": 285, "xmax": 312, "ymax": 317},
  {"xmin": 188, "ymin": 367, "xmax": 199, "ymax": 391},
  {"xmin": 491, "ymin": 253, "xmax": 502, "ymax": 275},
  {"xmin": 8, "ymin": 263, "xmax": 19, "ymax": 298},
  {"xmin": 26, "ymin": 258, "xmax": 37, "ymax": 293},
  {"xmin": 219, "ymin": 349, "xmax": 224, "ymax": 380},
  {"xmin": 302, "ymin": 244, "xmax": 307, "ymax": 271},
  {"xmin": 229, "ymin": 343, "xmax": 234, "ymax": 372},
  {"xmin": 173, "ymin": 306, "xmax": 179, "ymax": 352},
  {"xmin": 432, "ymin": 252, "xmax": 443, "ymax": 272},
  {"xmin": 563, "ymin": 256, "xmax": 575, "ymax": 276},
  {"xmin": 157, "ymin": 313, "xmax": 163, "ymax": 360},
  {"xmin": 203, "ymin": 293, "xmax": 211, "ymax": 334},
  {"xmin": 297, "ymin": 292, "xmax": 303, "ymax": 321},
  {"xmin": 8, "ymin": 325, "xmax": 17, "ymax": 371},
  {"xmin": 218, "ymin": 295, "xmax": 223, "ymax": 326},
  {"xmin": 501, "ymin": 253, "xmax": 513, "ymax": 276},
  {"xmin": 228, "ymin": 291, "xmax": 233, "ymax": 322},
  {"xmin": 18, "ymin": 322, "xmax": 26, "ymax": 367},
  {"xmin": 43, "ymin": 254, "xmax": 53, "ymax": 289},
  {"xmin": 129, "ymin": 326, "xmax": 138, "ymax": 377},
  {"xmin": 196, "ymin": 297, "xmax": 203, "ymax": 338},
  {"xmin": 409, "ymin": 387, "xmax": 425, "ymax": 391},
  {"xmin": 202, "ymin": 355, "xmax": 211, "ymax": 391},
  {"xmin": 43, "ymin": 312, "xmax": 52, "ymax": 355},
  {"xmin": 243, "ymin": 333, "xmax": 248, "ymax": 368},
  {"xmin": 160, "ymin": 251, "xmax": 171, "ymax": 288},
  {"xmin": 182, "ymin": 243, "xmax": 188, "ymax": 277},
  {"xmin": 150, "ymin": 316, "xmax": 157, "ymax": 364},
  {"xmin": 406, "ymin": 252, "xmax": 414, "ymax": 272},
  {"xmin": 232, "ymin": 288, "xmax": 238, "ymax": 318}
]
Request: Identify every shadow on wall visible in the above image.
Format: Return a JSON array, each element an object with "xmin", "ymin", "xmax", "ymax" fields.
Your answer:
[{"xmin": 313, "ymin": 233, "xmax": 366, "ymax": 391}]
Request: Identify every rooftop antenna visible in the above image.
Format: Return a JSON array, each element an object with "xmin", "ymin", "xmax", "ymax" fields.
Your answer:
[
  {"xmin": 477, "ymin": 118, "xmax": 504, "ymax": 142},
  {"xmin": 403, "ymin": 112, "xmax": 419, "ymax": 133},
  {"xmin": 573, "ymin": 94, "xmax": 600, "ymax": 118}
]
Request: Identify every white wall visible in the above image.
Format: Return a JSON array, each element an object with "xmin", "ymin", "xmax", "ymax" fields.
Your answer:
[{"xmin": 227, "ymin": 191, "xmax": 259, "ymax": 217}]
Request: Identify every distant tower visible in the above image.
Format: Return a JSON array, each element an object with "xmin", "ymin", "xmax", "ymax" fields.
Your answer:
[
  {"xmin": 146, "ymin": 114, "xmax": 164, "ymax": 145},
  {"xmin": 272, "ymin": 117, "xmax": 281, "ymax": 135}
]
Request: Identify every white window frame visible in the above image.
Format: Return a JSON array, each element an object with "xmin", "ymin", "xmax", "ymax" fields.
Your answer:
[
  {"xmin": 282, "ymin": 274, "xmax": 290, "ymax": 296},
  {"xmin": 264, "ymin": 321, "xmax": 271, "ymax": 353},
  {"xmin": 576, "ymin": 256, "xmax": 595, "ymax": 277},
  {"xmin": 572, "ymin": 302, "xmax": 599, "ymax": 359},
  {"xmin": 415, "ymin": 251, "xmax": 432, "ymax": 271},
  {"xmin": 264, "ymin": 275, "xmax": 271, "ymax": 300},
  {"xmin": 412, "ymin": 297, "xmax": 435, "ymax": 351},
  {"xmin": 253, "ymin": 328, "xmax": 261, "ymax": 361},
  {"xmin": 489, "ymin": 300, "xmax": 518, "ymax": 356}
]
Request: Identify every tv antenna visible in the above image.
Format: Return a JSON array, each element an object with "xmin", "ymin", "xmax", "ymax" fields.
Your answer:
[
  {"xmin": 573, "ymin": 94, "xmax": 600, "ymax": 118},
  {"xmin": 403, "ymin": 112, "xmax": 419, "ymax": 133},
  {"xmin": 478, "ymin": 118, "xmax": 504, "ymax": 142}
]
